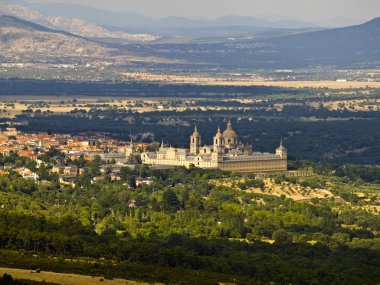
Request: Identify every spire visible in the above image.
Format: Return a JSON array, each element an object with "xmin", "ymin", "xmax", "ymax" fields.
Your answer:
[
  {"xmin": 215, "ymin": 126, "xmax": 222, "ymax": 138},
  {"xmin": 226, "ymin": 119, "xmax": 233, "ymax": 130},
  {"xmin": 192, "ymin": 125, "xmax": 200, "ymax": 137},
  {"xmin": 277, "ymin": 138, "xmax": 286, "ymax": 150},
  {"xmin": 160, "ymin": 139, "xmax": 164, "ymax": 149},
  {"xmin": 128, "ymin": 137, "xmax": 134, "ymax": 149}
]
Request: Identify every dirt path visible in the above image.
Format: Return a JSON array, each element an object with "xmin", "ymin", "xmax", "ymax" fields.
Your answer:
[{"xmin": 0, "ymin": 267, "xmax": 160, "ymax": 285}]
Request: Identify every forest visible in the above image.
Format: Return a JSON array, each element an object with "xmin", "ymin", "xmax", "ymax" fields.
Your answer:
[{"xmin": 0, "ymin": 152, "xmax": 379, "ymax": 284}]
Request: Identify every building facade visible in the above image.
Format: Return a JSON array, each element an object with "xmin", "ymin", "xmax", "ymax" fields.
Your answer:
[{"xmin": 141, "ymin": 121, "xmax": 287, "ymax": 173}]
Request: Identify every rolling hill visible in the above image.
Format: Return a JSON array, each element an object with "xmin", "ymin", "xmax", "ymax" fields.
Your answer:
[
  {"xmin": 0, "ymin": 15, "xmax": 113, "ymax": 63},
  {"xmin": 268, "ymin": 17, "xmax": 380, "ymax": 68},
  {"xmin": 1, "ymin": 2, "xmax": 321, "ymax": 43},
  {"xmin": 141, "ymin": 17, "xmax": 380, "ymax": 69},
  {"xmin": 0, "ymin": 3, "xmax": 158, "ymax": 43},
  {"xmin": 1, "ymin": 13, "xmax": 379, "ymax": 69}
]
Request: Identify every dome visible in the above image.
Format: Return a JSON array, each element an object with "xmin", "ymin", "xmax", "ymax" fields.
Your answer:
[{"xmin": 222, "ymin": 121, "xmax": 237, "ymax": 139}]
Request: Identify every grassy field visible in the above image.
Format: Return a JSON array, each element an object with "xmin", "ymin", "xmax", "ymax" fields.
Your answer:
[
  {"xmin": 0, "ymin": 267, "xmax": 160, "ymax": 285},
  {"xmin": 0, "ymin": 251, "xmax": 249, "ymax": 285}
]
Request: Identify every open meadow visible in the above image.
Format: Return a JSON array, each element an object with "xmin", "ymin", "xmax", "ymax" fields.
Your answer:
[{"xmin": 0, "ymin": 268, "xmax": 158, "ymax": 285}]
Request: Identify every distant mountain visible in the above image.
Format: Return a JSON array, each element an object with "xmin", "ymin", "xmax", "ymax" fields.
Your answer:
[
  {"xmin": 209, "ymin": 16, "xmax": 319, "ymax": 29},
  {"xmin": 157, "ymin": 16, "xmax": 209, "ymax": 28},
  {"xmin": 319, "ymin": 17, "xmax": 364, "ymax": 28},
  {"xmin": 12, "ymin": 2, "xmax": 323, "ymax": 43},
  {"xmin": 26, "ymin": 2, "xmax": 155, "ymax": 31},
  {"xmin": 138, "ymin": 17, "xmax": 380, "ymax": 69},
  {"xmin": 268, "ymin": 17, "xmax": 380, "ymax": 68},
  {"xmin": 0, "ymin": 14, "xmax": 67, "ymax": 34},
  {"xmin": 0, "ymin": 15, "xmax": 113, "ymax": 63},
  {"xmin": 273, "ymin": 20, "xmax": 320, "ymax": 29},
  {"xmin": 2, "ymin": 9, "xmax": 378, "ymax": 70},
  {"xmin": 0, "ymin": 3, "xmax": 158, "ymax": 43},
  {"xmin": 210, "ymin": 15, "xmax": 270, "ymax": 27},
  {"xmin": 2, "ymin": 0, "xmax": 25, "ymax": 4},
  {"xmin": 25, "ymin": 2, "xmax": 319, "ymax": 30}
]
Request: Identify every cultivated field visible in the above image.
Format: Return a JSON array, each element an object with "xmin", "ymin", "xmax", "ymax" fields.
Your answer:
[{"xmin": 122, "ymin": 73, "xmax": 380, "ymax": 89}]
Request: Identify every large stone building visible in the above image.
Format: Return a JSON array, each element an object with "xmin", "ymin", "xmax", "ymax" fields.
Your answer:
[{"xmin": 141, "ymin": 121, "xmax": 287, "ymax": 173}]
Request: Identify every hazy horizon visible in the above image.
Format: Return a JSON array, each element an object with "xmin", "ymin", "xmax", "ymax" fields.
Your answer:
[{"xmin": 23, "ymin": 0, "xmax": 379, "ymax": 23}]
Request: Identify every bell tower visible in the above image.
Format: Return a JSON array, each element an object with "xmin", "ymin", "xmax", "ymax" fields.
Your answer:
[
  {"xmin": 276, "ymin": 138, "xmax": 287, "ymax": 159},
  {"xmin": 213, "ymin": 126, "xmax": 223, "ymax": 152},
  {"xmin": 190, "ymin": 126, "xmax": 201, "ymax": 154}
]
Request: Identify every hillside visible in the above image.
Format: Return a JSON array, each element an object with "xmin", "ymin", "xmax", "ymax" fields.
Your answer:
[
  {"xmin": 142, "ymin": 17, "xmax": 380, "ymax": 69},
  {"xmin": 1, "ymin": 13, "xmax": 380, "ymax": 69},
  {"xmin": 0, "ymin": 3, "xmax": 158, "ymax": 43},
  {"xmin": 269, "ymin": 17, "xmax": 380, "ymax": 68},
  {"xmin": 0, "ymin": 15, "xmax": 113, "ymax": 63}
]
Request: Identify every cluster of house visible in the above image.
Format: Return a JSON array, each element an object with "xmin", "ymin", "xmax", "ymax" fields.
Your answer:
[{"xmin": 0, "ymin": 128, "xmax": 149, "ymax": 186}]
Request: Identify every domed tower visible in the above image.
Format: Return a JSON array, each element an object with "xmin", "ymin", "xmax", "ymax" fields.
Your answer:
[
  {"xmin": 222, "ymin": 120, "xmax": 238, "ymax": 147},
  {"xmin": 190, "ymin": 126, "xmax": 201, "ymax": 154},
  {"xmin": 213, "ymin": 126, "xmax": 223, "ymax": 152},
  {"xmin": 276, "ymin": 139, "xmax": 287, "ymax": 159}
]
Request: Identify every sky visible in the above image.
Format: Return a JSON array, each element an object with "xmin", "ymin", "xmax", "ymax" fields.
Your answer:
[{"xmin": 25, "ymin": 0, "xmax": 380, "ymax": 22}]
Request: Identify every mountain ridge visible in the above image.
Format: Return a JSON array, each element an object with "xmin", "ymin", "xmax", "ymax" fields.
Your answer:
[
  {"xmin": 245, "ymin": 17, "xmax": 380, "ymax": 68},
  {"xmin": 0, "ymin": 15, "xmax": 114, "ymax": 63},
  {"xmin": 0, "ymin": 3, "xmax": 159, "ymax": 43},
  {"xmin": 26, "ymin": 2, "xmax": 321, "ymax": 30},
  {"xmin": 135, "ymin": 16, "xmax": 380, "ymax": 69},
  {"xmin": 0, "ymin": 14, "xmax": 77, "ymax": 36}
]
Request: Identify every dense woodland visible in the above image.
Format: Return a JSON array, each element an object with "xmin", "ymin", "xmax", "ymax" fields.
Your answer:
[
  {"xmin": 0, "ymin": 79, "xmax": 299, "ymax": 97},
  {"xmin": 0, "ymin": 152, "xmax": 379, "ymax": 284}
]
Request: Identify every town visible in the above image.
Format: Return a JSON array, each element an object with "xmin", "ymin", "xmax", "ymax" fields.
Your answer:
[{"xmin": 0, "ymin": 127, "xmax": 151, "ymax": 186}]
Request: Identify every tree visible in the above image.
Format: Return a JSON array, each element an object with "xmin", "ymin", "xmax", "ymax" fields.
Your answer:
[
  {"xmin": 128, "ymin": 176, "xmax": 137, "ymax": 189},
  {"xmin": 272, "ymin": 229, "xmax": 293, "ymax": 244},
  {"xmin": 0, "ymin": 273, "xmax": 13, "ymax": 284},
  {"xmin": 127, "ymin": 154, "xmax": 142, "ymax": 166},
  {"xmin": 162, "ymin": 189, "xmax": 181, "ymax": 212}
]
